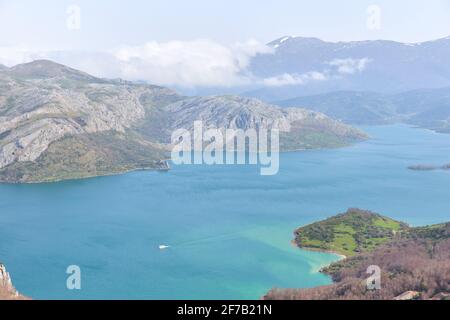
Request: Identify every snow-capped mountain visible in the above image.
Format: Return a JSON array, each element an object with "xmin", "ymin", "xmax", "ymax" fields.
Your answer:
[{"xmin": 244, "ymin": 36, "xmax": 450, "ymax": 101}]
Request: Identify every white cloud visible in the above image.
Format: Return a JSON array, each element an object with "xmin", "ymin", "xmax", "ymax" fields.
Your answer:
[
  {"xmin": 0, "ymin": 39, "xmax": 273, "ymax": 87},
  {"xmin": 263, "ymin": 71, "xmax": 327, "ymax": 87},
  {"xmin": 327, "ymin": 58, "xmax": 371, "ymax": 74},
  {"xmin": 113, "ymin": 39, "xmax": 272, "ymax": 87},
  {"xmin": 0, "ymin": 43, "xmax": 371, "ymax": 89},
  {"xmin": 261, "ymin": 57, "xmax": 371, "ymax": 87},
  {"xmin": 232, "ymin": 39, "xmax": 274, "ymax": 69},
  {"xmin": 0, "ymin": 45, "xmax": 46, "ymax": 66}
]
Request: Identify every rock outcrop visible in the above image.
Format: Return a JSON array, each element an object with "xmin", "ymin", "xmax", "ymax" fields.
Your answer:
[
  {"xmin": 0, "ymin": 264, "xmax": 26, "ymax": 300},
  {"xmin": 393, "ymin": 291, "xmax": 421, "ymax": 300}
]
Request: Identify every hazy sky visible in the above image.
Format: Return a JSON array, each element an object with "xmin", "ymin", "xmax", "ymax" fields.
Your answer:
[
  {"xmin": 1, "ymin": 0, "xmax": 449, "ymax": 50},
  {"xmin": 1, "ymin": 0, "xmax": 449, "ymax": 88}
]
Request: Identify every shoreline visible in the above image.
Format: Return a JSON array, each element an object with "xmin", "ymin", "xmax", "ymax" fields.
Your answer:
[
  {"xmin": 0, "ymin": 160, "xmax": 171, "ymax": 185},
  {"xmin": 266, "ymin": 214, "xmax": 450, "ymax": 300},
  {"xmin": 0, "ymin": 137, "xmax": 367, "ymax": 185},
  {"xmin": 290, "ymin": 240, "xmax": 347, "ymax": 271}
]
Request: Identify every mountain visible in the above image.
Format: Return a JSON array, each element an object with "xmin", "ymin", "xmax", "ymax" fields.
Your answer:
[
  {"xmin": 276, "ymin": 91, "xmax": 399, "ymax": 125},
  {"xmin": 160, "ymin": 96, "xmax": 367, "ymax": 150},
  {"xmin": 276, "ymin": 88, "xmax": 450, "ymax": 132},
  {"xmin": 0, "ymin": 60, "xmax": 181, "ymax": 183},
  {"xmin": 8, "ymin": 59, "xmax": 99, "ymax": 82},
  {"xmin": 0, "ymin": 60, "xmax": 367, "ymax": 183},
  {"xmin": 265, "ymin": 209, "xmax": 450, "ymax": 300},
  {"xmin": 244, "ymin": 36, "xmax": 450, "ymax": 101},
  {"xmin": 391, "ymin": 87, "xmax": 450, "ymax": 132}
]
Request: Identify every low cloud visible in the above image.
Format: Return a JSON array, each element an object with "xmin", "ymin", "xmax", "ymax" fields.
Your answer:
[
  {"xmin": 0, "ymin": 45, "xmax": 46, "ymax": 66},
  {"xmin": 261, "ymin": 57, "xmax": 371, "ymax": 87},
  {"xmin": 262, "ymin": 71, "xmax": 327, "ymax": 87},
  {"xmin": 327, "ymin": 58, "xmax": 371, "ymax": 74},
  {"xmin": 0, "ymin": 43, "xmax": 371, "ymax": 89},
  {"xmin": 113, "ymin": 39, "xmax": 272, "ymax": 87},
  {"xmin": 0, "ymin": 40, "xmax": 273, "ymax": 88}
]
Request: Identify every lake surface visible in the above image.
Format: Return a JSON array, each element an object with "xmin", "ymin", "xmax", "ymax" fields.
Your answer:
[{"xmin": 0, "ymin": 124, "xmax": 450, "ymax": 299}]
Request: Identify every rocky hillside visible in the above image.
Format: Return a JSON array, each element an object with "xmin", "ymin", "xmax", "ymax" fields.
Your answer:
[
  {"xmin": 161, "ymin": 96, "xmax": 367, "ymax": 150},
  {"xmin": 0, "ymin": 60, "xmax": 180, "ymax": 183},
  {"xmin": 265, "ymin": 209, "xmax": 450, "ymax": 300},
  {"xmin": 0, "ymin": 264, "xmax": 27, "ymax": 300},
  {"xmin": 0, "ymin": 60, "xmax": 367, "ymax": 183}
]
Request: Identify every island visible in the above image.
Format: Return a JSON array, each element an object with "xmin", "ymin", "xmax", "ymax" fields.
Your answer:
[
  {"xmin": 408, "ymin": 164, "xmax": 450, "ymax": 171},
  {"xmin": 264, "ymin": 208, "xmax": 450, "ymax": 300}
]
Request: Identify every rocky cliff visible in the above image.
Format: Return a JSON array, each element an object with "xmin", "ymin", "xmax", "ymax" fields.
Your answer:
[{"xmin": 0, "ymin": 264, "xmax": 26, "ymax": 300}]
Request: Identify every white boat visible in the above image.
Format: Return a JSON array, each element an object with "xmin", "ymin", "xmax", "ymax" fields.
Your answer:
[{"xmin": 159, "ymin": 245, "xmax": 170, "ymax": 250}]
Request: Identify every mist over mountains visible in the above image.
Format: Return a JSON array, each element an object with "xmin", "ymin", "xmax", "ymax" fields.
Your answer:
[{"xmin": 4, "ymin": 35, "xmax": 450, "ymax": 100}]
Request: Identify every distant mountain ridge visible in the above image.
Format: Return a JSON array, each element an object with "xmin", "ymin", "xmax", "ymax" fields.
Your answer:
[
  {"xmin": 0, "ymin": 60, "xmax": 366, "ymax": 183},
  {"xmin": 8, "ymin": 59, "xmax": 99, "ymax": 82},
  {"xmin": 244, "ymin": 35, "xmax": 450, "ymax": 101},
  {"xmin": 276, "ymin": 88, "xmax": 450, "ymax": 132}
]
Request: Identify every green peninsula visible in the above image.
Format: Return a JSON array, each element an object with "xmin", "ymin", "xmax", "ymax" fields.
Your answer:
[{"xmin": 294, "ymin": 208, "xmax": 408, "ymax": 257}]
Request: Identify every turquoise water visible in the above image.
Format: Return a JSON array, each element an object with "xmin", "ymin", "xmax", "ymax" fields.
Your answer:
[{"xmin": 0, "ymin": 124, "xmax": 450, "ymax": 299}]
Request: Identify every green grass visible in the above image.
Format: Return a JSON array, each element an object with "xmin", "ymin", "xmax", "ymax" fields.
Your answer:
[
  {"xmin": 373, "ymin": 217, "xmax": 402, "ymax": 230},
  {"xmin": 294, "ymin": 209, "xmax": 410, "ymax": 256}
]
